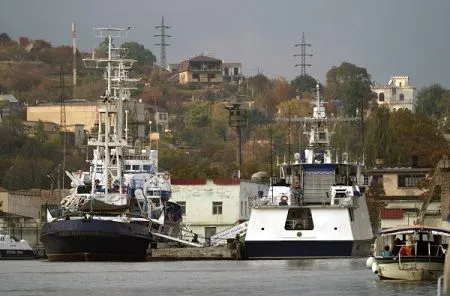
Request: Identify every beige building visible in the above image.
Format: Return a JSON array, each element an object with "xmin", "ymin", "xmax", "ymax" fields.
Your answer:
[
  {"xmin": 173, "ymin": 55, "xmax": 224, "ymax": 85},
  {"xmin": 363, "ymin": 167, "xmax": 438, "ymax": 230},
  {"xmin": 27, "ymin": 101, "xmax": 98, "ymax": 132},
  {"xmin": 27, "ymin": 100, "xmax": 153, "ymax": 139},
  {"xmin": 371, "ymin": 75, "xmax": 417, "ymax": 112}
]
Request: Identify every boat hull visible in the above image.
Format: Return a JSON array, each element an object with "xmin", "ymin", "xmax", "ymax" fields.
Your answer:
[
  {"xmin": 373, "ymin": 257, "xmax": 444, "ymax": 280},
  {"xmin": 40, "ymin": 218, "xmax": 152, "ymax": 261},
  {"xmin": 0, "ymin": 249, "xmax": 36, "ymax": 260},
  {"xmin": 244, "ymin": 239, "xmax": 373, "ymax": 259}
]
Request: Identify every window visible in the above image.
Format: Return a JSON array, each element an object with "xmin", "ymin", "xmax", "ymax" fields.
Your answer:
[
  {"xmin": 224, "ymin": 67, "xmax": 229, "ymax": 76},
  {"xmin": 284, "ymin": 208, "xmax": 314, "ymax": 230},
  {"xmin": 363, "ymin": 175, "xmax": 369, "ymax": 186},
  {"xmin": 177, "ymin": 201, "xmax": 186, "ymax": 215},
  {"xmin": 399, "ymin": 93, "xmax": 404, "ymax": 101},
  {"xmin": 378, "ymin": 92, "xmax": 385, "ymax": 102},
  {"xmin": 233, "ymin": 67, "xmax": 239, "ymax": 75},
  {"xmin": 192, "ymin": 74, "xmax": 199, "ymax": 80},
  {"xmin": 398, "ymin": 174, "xmax": 425, "ymax": 188},
  {"xmin": 212, "ymin": 201, "xmax": 223, "ymax": 215}
]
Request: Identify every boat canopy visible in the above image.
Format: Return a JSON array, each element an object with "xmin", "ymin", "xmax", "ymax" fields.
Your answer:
[{"xmin": 378, "ymin": 225, "xmax": 450, "ymax": 237}]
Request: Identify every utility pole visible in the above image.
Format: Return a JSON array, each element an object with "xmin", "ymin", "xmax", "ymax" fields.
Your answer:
[
  {"xmin": 294, "ymin": 32, "xmax": 312, "ymax": 76},
  {"xmin": 59, "ymin": 65, "xmax": 67, "ymax": 201},
  {"xmin": 226, "ymin": 103, "xmax": 248, "ymax": 178},
  {"xmin": 154, "ymin": 16, "xmax": 171, "ymax": 70}
]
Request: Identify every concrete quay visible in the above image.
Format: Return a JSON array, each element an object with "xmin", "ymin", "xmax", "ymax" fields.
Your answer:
[{"xmin": 147, "ymin": 246, "xmax": 233, "ymax": 261}]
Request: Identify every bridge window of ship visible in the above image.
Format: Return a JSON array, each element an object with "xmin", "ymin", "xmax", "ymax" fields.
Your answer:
[
  {"xmin": 143, "ymin": 165, "xmax": 151, "ymax": 171},
  {"xmin": 132, "ymin": 165, "xmax": 140, "ymax": 171},
  {"xmin": 212, "ymin": 202, "xmax": 223, "ymax": 215},
  {"xmin": 284, "ymin": 208, "xmax": 314, "ymax": 230},
  {"xmin": 124, "ymin": 165, "xmax": 131, "ymax": 171}
]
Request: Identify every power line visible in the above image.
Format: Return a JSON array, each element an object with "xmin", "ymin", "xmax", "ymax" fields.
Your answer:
[
  {"xmin": 294, "ymin": 32, "xmax": 312, "ymax": 76},
  {"xmin": 154, "ymin": 16, "xmax": 171, "ymax": 70}
]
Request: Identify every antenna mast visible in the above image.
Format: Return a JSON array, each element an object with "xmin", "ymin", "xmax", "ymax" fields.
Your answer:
[
  {"xmin": 294, "ymin": 32, "xmax": 312, "ymax": 76},
  {"xmin": 154, "ymin": 16, "xmax": 171, "ymax": 70},
  {"xmin": 72, "ymin": 22, "xmax": 77, "ymax": 99}
]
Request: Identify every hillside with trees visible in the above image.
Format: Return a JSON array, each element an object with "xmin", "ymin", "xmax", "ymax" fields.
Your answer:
[{"xmin": 0, "ymin": 32, "xmax": 449, "ymax": 191}]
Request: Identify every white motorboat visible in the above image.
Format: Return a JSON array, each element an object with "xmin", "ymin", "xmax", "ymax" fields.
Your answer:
[
  {"xmin": 0, "ymin": 228, "xmax": 35, "ymax": 259},
  {"xmin": 366, "ymin": 225, "xmax": 450, "ymax": 280}
]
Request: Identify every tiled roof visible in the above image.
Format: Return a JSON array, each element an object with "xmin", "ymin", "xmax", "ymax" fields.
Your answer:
[
  {"xmin": 171, "ymin": 178, "xmax": 207, "ymax": 185},
  {"xmin": 213, "ymin": 178, "xmax": 240, "ymax": 185},
  {"xmin": 380, "ymin": 208, "xmax": 403, "ymax": 219},
  {"xmin": 189, "ymin": 55, "xmax": 221, "ymax": 62},
  {"xmin": 178, "ymin": 60, "xmax": 190, "ymax": 72}
]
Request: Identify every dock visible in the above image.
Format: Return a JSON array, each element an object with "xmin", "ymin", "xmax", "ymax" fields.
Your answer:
[{"xmin": 146, "ymin": 238, "xmax": 245, "ymax": 261}]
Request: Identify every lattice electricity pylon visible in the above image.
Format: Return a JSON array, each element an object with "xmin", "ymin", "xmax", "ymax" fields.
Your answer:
[
  {"xmin": 294, "ymin": 32, "xmax": 312, "ymax": 76},
  {"xmin": 154, "ymin": 16, "xmax": 171, "ymax": 70}
]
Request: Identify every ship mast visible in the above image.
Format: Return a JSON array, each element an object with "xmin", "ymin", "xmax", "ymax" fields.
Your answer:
[{"xmin": 83, "ymin": 26, "xmax": 136, "ymax": 204}]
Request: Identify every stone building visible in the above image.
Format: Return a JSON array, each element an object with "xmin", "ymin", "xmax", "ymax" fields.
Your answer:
[{"xmin": 371, "ymin": 75, "xmax": 417, "ymax": 112}]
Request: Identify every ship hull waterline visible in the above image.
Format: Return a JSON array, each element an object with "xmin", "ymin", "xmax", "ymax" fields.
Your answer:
[
  {"xmin": 40, "ymin": 219, "xmax": 152, "ymax": 262},
  {"xmin": 244, "ymin": 239, "xmax": 373, "ymax": 259},
  {"xmin": 0, "ymin": 249, "xmax": 36, "ymax": 260}
]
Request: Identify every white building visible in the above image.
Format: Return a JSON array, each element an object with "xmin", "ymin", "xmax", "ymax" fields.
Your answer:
[
  {"xmin": 222, "ymin": 62, "xmax": 243, "ymax": 85},
  {"xmin": 171, "ymin": 178, "xmax": 267, "ymax": 244},
  {"xmin": 371, "ymin": 75, "xmax": 417, "ymax": 112}
]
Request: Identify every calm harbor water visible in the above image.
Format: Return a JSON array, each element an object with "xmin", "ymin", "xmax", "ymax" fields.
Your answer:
[{"xmin": 0, "ymin": 258, "xmax": 437, "ymax": 296}]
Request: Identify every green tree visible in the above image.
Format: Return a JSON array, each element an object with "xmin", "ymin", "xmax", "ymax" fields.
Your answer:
[
  {"xmin": 0, "ymin": 33, "xmax": 12, "ymax": 47},
  {"xmin": 183, "ymin": 101, "xmax": 210, "ymax": 128},
  {"xmin": 325, "ymin": 62, "xmax": 372, "ymax": 116},
  {"xmin": 247, "ymin": 74, "xmax": 271, "ymax": 96},
  {"xmin": 122, "ymin": 42, "xmax": 156, "ymax": 64},
  {"xmin": 363, "ymin": 105, "xmax": 392, "ymax": 167},
  {"xmin": 290, "ymin": 74, "xmax": 319, "ymax": 95},
  {"xmin": 365, "ymin": 180, "xmax": 385, "ymax": 234},
  {"xmin": 416, "ymin": 84, "xmax": 447, "ymax": 118}
]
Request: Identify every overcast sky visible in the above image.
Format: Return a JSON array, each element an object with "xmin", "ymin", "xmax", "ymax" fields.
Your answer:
[{"xmin": 1, "ymin": 0, "xmax": 450, "ymax": 88}]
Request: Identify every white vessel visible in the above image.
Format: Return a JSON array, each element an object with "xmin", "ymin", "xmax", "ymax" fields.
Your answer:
[
  {"xmin": 366, "ymin": 225, "xmax": 450, "ymax": 280},
  {"xmin": 0, "ymin": 228, "xmax": 35, "ymax": 259},
  {"xmin": 244, "ymin": 83, "xmax": 374, "ymax": 259}
]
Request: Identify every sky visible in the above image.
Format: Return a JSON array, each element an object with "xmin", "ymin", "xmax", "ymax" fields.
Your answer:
[{"xmin": 1, "ymin": 0, "xmax": 450, "ymax": 89}]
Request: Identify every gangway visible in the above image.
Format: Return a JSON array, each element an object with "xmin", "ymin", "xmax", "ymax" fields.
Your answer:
[
  {"xmin": 151, "ymin": 231, "xmax": 203, "ymax": 248},
  {"xmin": 210, "ymin": 221, "xmax": 248, "ymax": 246}
]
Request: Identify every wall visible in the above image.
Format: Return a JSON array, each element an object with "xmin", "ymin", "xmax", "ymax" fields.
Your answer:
[
  {"xmin": 171, "ymin": 179, "xmax": 266, "ymax": 243},
  {"xmin": 27, "ymin": 104, "xmax": 98, "ymax": 131}
]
